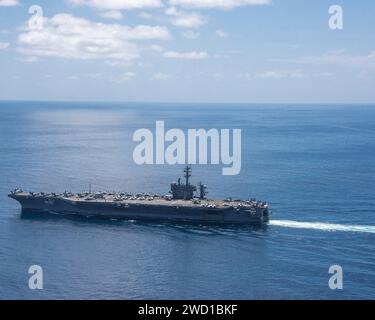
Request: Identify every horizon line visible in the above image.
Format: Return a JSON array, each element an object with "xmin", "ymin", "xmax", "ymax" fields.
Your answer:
[{"xmin": 1, "ymin": 99, "xmax": 375, "ymax": 106}]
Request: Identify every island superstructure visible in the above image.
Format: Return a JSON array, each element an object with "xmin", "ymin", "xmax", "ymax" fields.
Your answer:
[{"xmin": 8, "ymin": 166, "xmax": 270, "ymax": 225}]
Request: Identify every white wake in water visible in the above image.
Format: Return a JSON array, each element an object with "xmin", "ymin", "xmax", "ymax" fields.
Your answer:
[{"xmin": 270, "ymin": 220, "xmax": 375, "ymax": 234}]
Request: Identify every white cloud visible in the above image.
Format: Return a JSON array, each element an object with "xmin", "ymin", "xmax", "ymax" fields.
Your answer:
[
  {"xmin": 165, "ymin": 7, "xmax": 207, "ymax": 28},
  {"xmin": 69, "ymin": 0, "xmax": 270, "ymax": 10},
  {"xmin": 69, "ymin": 0, "xmax": 163, "ymax": 10},
  {"xmin": 163, "ymin": 50, "xmax": 208, "ymax": 59},
  {"xmin": 0, "ymin": 42, "xmax": 10, "ymax": 49},
  {"xmin": 150, "ymin": 44, "xmax": 164, "ymax": 52},
  {"xmin": 244, "ymin": 70, "xmax": 335, "ymax": 80},
  {"xmin": 243, "ymin": 72, "xmax": 252, "ymax": 80},
  {"xmin": 182, "ymin": 30, "xmax": 199, "ymax": 39},
  {"xmin": 112, "ymin": 71, "xmax": 136, "ymax": 83},
  {"xmin": 216, "ymin": 29, "xmax": 228, "ymax": 38},
  {"xmin": 86, "ymin": 72, "xmax": 103, "ymax": 79},
  {"xmin": 67, "ymin": 75, "xmax": 79, "ymax": 80},
  {"xmin": 274, "ymin": 51, "xmax": 375, "ymax": 68},
  {"xmin": 152, "ymin": 72, "xmax": 170, "ymax": 80},
  {"xmin": 99, "ymin": 10, "xmax": 124, "ymax": 20},
  {"xmin": 0, "ymin": 0, "xmax": 19, "ymax": 6},
  {"xmin": 313, "ymin": 72, "xmax": 333, "ymax": 77},
  {"xmin": 18, "ymin": 14, "xmax": 170, "ymax": 63},
  {"xmin": 169, "ymin": 0, "xmax": 271, "ymax": 9},
  {"xmin": 120, "ymin": 71, "xmax": 137, "ymax": 81},
  {"xmin": 252, "ymin": 70, "xmax": 305, "ymax": 79}
]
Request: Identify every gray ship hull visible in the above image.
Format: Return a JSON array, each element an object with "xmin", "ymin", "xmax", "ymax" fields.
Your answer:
[{"xmin": 9, "ymin": 193, "xmax": 270, "ymax": 225}]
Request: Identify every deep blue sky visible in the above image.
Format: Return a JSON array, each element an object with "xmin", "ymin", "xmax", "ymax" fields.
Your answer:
[{"xmin": 0, "ymin": 0, "xmax": 374, "ymax": 103}]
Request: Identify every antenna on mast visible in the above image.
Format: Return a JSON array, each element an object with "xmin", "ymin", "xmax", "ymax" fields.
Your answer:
[
  {"xmin": 184, "ymin": 165, "xmax": 192, "ymax": 186},
  {"xmin": 170, "ymin": 166, "xmax": 197, "ymax": 200}
]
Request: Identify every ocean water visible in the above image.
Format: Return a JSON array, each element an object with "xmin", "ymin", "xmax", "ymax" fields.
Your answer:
[{"xmin": 0, "ymin": 101, "xmax": 374, "ymax": 299}]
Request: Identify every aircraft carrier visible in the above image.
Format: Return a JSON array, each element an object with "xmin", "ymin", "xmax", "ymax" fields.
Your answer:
[{"xmin": 8, "ymin": 167, "xmax": 270, "ymax": 225}]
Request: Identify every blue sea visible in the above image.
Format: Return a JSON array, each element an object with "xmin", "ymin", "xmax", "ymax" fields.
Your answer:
[{"xmin": 0, "ymin": 101, "xmax": 374, "ymax": 299}]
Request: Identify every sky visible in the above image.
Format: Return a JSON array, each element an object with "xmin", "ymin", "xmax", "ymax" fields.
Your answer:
[{"xmin": 0, "ymin": 0, "xmax": 374, "ymax": 103}]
